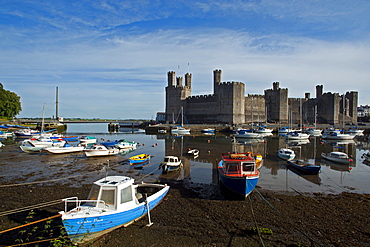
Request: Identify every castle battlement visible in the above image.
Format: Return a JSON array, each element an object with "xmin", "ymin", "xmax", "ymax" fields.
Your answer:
[{"xmin": 165, "ymin": 69, "xmax": 358, "ymax": 125}]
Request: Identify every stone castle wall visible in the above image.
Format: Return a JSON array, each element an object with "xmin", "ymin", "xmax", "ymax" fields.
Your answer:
[{"xmin": 165, "ymin": 70, "xmax": 358, "ymax": 125}]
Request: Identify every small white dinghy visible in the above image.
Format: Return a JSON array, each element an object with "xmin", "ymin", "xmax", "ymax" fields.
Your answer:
[{"xmin": 277, "ymin": 148, "xmax": 296, "ymax": 161}]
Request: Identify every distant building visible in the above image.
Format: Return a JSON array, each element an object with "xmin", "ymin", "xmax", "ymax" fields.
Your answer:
[
  {"xmin": 156, "ymin": 112, "xmax": 166, "ymax": 123},
  {"xmin": 165, "ymin": 69, "xmax": 358, "ymax": 125},
  {"xmin": 358, "ymin": 105, "xmax": 370, "ymax": 117}
]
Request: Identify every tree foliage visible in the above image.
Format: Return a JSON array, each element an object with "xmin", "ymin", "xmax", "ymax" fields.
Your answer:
[{"xmin": 0, "ymin": 83, "xmax": 22, "ymax": 118}]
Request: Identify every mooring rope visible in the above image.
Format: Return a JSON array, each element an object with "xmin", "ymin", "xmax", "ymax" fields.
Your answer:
[
  {"xmin": 254, "ymin": 188, "xmax": 325, "ymax": 246},
  {"xmin": 0, "ymin": 166, "xmax": 106, "ymax": 188},
  {"xmin": 248, "ymin": 194, "xmax": 266, "ymax": 247},
  {"xmin": 0, "ymin": 214, "xmax": 62, "ymax": 235},
  {"xmin": 0, "ymin": 199, "xmax": 62, "ymax": 217}
]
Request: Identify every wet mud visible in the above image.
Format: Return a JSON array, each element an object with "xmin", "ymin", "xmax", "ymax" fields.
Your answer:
[{"xmin": 0, "ymin": 143, "xmax": 369, "ymax": 246}]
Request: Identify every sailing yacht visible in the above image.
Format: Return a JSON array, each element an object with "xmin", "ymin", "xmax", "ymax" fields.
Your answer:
[{"xmin": 171, "ymin": 107, "xmax": 190, "ymax": 135}]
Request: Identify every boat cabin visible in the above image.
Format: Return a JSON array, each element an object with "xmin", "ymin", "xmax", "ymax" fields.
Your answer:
[
  {"xmin": 329, "ymin": 152, "xmax": 349, "ymax": 159},
  {"xmin": 81, "ymin": 176, "xmax": 146, "ymax": 211},
  {"xmin": 221, "ymin": 153, "xmax": 258, "ymax": 176},
  {"xmin": 163, "ymin": 156, "xmax": 180, "ymax": 163}
]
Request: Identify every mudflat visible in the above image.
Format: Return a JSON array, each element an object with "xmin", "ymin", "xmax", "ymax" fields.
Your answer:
[{"xmin": 0, "ymin": 144, "xmax": 369, "ymax": 246}]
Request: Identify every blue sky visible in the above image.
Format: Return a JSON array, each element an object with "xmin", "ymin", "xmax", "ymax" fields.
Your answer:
[{"xmin": 1, "ymin": 0, "xmax": 370, "ymax": 119}]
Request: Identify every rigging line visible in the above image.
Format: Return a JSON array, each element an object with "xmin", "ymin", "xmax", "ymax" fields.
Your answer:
[
  {"xmin": 0, "ymin": 200, "xmax": 62, "ymax": 217},
  {"xmin": 255, "ymin": 188, "xmax": 324, "ymax": 246},
  {"xmin": 248, "ymin": 195, "xmax": 266, "ymax": 247},
  {"xmin": 319, "ymin": 170, "xmax": 348, "ymax": 192},
  {"xmin": 6, "ymin": 236, "xmax": 67, "ymax": 247},
  {"xmin": 0, "ymin": 167, "xmax": 105, "ymax": 188},
  {"xmin": 0, "ymin": 214, "xmax": 62, "ymax": 234}
]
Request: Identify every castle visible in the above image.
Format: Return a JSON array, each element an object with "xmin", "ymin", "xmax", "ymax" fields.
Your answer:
[{"xmin": 165, "ymin": 69, "xmax": 358, "ymax": 125}]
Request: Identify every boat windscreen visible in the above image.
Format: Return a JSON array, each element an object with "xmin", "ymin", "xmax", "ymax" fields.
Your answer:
[{"xmin": 242, "ymin": 163, "xmax": 255, "ymax": 172}]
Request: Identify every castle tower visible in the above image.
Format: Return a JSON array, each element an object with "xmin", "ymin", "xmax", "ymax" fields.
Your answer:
[
  {"xmin": 165, "ymin": 71, "xmax": 192, "ymax": 123},
  {"xmin": 316, "ymin": 85, "xmax": 323, "ymax": 98},
  {"xmin": 167, "ymin": 71, "xmax": 176, "ymax": 87},
  {"xmin": 185, "ymin": 73, "xmax": 192, "ymax": 87},
  {"xmin": 264, "ymin": 82, "xmax": 289, "ymax": 124},
  {"xmin": 213, "ymin": 69, "xmax": 222, "ymax": 95}
]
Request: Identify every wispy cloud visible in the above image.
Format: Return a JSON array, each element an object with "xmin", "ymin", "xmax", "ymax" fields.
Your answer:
[{"xmin": 1, "ymin": 0, "xmax": 370, "ymax": 118}]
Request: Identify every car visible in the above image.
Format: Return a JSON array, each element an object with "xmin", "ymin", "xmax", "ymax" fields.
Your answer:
[{"xmin": 358, "ymin": 123, "xmax": 366, "ymax": 126}]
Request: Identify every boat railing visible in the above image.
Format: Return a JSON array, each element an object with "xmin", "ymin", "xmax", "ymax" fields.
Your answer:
[{"xmin": 62, "ymin": 197, "xmax": 107, "ymax": 212}]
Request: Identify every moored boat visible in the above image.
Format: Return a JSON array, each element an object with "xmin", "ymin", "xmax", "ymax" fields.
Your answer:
[
  {"xmin": 285, "ymin": 131, "xmax": 310, "ymax": 140},
  {"xmin": 45, "ymin": 143, "xmax": 84, "ymax": 154},
  {"xmin": 171, "ymin": 126, "xmax": 190, "ymax": 135},
  {"xmin": 159, "ymin": 155, "xmax": 182, "ymax": 173},
  {"xmin": 60, "ymin": 176, "xmax": 170, "ymax": 244},
  {"xmin": 217, "ymin": 152, "xmax": 259, "ymax": 197},
  {"xmin": 321, "ymin": 132, "xmax": 354, "ymax": 140},
  {"xmin": 277, "ymin": 148, "xmax": 296, "ymax": 161},
  {"xmin": 361, "ymin": 152, "xmax": 370, "ymax": 162},
  {"xmin": 84, "ymin": 144, "xmax": 121, "ymax": 157},
  {"xmin": 235, "ymin": 129, "xmax": 263, "ymax": 139},
  {"xmin": 187, "ymin": 148, "xmax": 199, "ymax": 156},
  {"xmin": 114, "ymin": 139, "xmax": 138, "ymax": 149},
  {"xmin": 287, "ymin": 160, "xmax": 321, "ymax": 175},
  {"xmin": 321, "ymin": 151, "xmax": 353, "ymax": 164},
  {"xmin": 79, "ymin": 136, "xmax": 97, "ymax": 144},
  {"xmin": 201, "ymin": 128, "xmax": 215, "ymax": 133},
  {"xmin": 128, "ymin": 154, "xmax": 151, "ymax": 164}
]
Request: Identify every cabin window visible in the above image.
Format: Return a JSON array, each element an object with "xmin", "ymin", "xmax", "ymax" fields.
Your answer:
[
  {"xmin": 120, "ymin": 186, "xmax": 133, "ymax": 204},
  {"xmin": 226, "ymin": 163, "xmax": 239, "ymax": 173},
  {"xmin": 101, "ymin": 189, "xmax": 116, "ymax": 206},
  {"xmin": 85, "ymin": 185, "xmax": 100, "ymax": 206},
  {"xmin": 242, "ymin": 163, "xmax": 254, "ymax": 172}
]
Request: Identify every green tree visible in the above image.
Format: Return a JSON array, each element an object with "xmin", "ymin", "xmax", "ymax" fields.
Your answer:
[{"xmin": 0, "ymin": 83, "xmax": 22, "ymax": 118}]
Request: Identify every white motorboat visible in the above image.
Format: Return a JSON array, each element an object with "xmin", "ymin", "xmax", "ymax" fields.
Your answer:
[
  {"xmin": 0, "ymin": 141, "xmax": 4, "ymax": 147},
  {"xmin": 84, "ymin": 144, "xmax": 121, "ymax": 157},
  {"xmin": 321, "ymin": 132, "xmax": 354, "ymax": 140},
  {"xmin": 45, "ymin": 144, "xmax": 84, "ymax": 154},
  {"xmin": 201, "ymin": 128, "xmax": 215, "ymax": 133},
  {"xmin": 345, "ymin": 127, "xmax": 364, "ymax": 136},
  {"xmin": 60, "ymin": 176, "xmax": 170, "ymax": 244},
  {"xmin": 19, "ymin": 137, "xmax": 66, "ymax": 152},
  {"xmin": 171, "ymin": 126, "xmax": 190, "ymax": 135},
  {"xmin": 255, "ymin": 127, "xmax": 273, "ymax": 134},
  {"xmin": 277, "ymin": 148, "xmax": 296, "ymax": 161},
  {"xmin": 321, "ymin": 151, "xmax": 353, "ymax": 164},
  {"xmin": 114, "ymin": 139, "xmax": 138, "ymax": 149},
  {"xmin": 285, "ymin": 131, "xmax": 310, "ymax": 140},
  {"xmin": 79, "ymin": 136, "xmax": 97, "ymax": 144},
  {"xmin": 235, "ymin": 129, "xmax": 263, "ymax": 139},
  {"xmin": 303, "ymin": 127, "xmax": 322, "ymax": 136},
  {"xmin": 159, "ymin": 155, "xmax": 183, "ymax": 173},
  {"xmin": 278, "ymin": 127, "xmax": 293, "ymax": 133}
]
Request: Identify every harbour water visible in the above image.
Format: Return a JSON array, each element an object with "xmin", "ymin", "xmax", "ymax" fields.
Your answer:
[
  {"xmin": 1, "ymin": 123, "xmax": 369, "ymax": 195},
  {"xmin": 66, "ymin": 123, "xmax": 370, "ymax": 194}
]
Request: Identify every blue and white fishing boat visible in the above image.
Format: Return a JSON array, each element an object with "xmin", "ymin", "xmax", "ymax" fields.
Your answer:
[
  {"xmin": 218, "ymin": 152, "xmax": 259, "ymax": 197},
  {"xmin": 60, "ymin": 176, "xmax": 170, "ymax": 244}
]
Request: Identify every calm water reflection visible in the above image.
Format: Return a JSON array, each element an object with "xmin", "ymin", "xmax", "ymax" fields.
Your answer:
[{"xmin": 49, "ymin": 123, "xmax": 370, "ymax": 194}]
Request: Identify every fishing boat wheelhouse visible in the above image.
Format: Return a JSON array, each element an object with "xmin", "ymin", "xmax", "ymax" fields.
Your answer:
[{"xmin": 218, "ymin": 152, "xmax": 259, "ymax": 197}]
